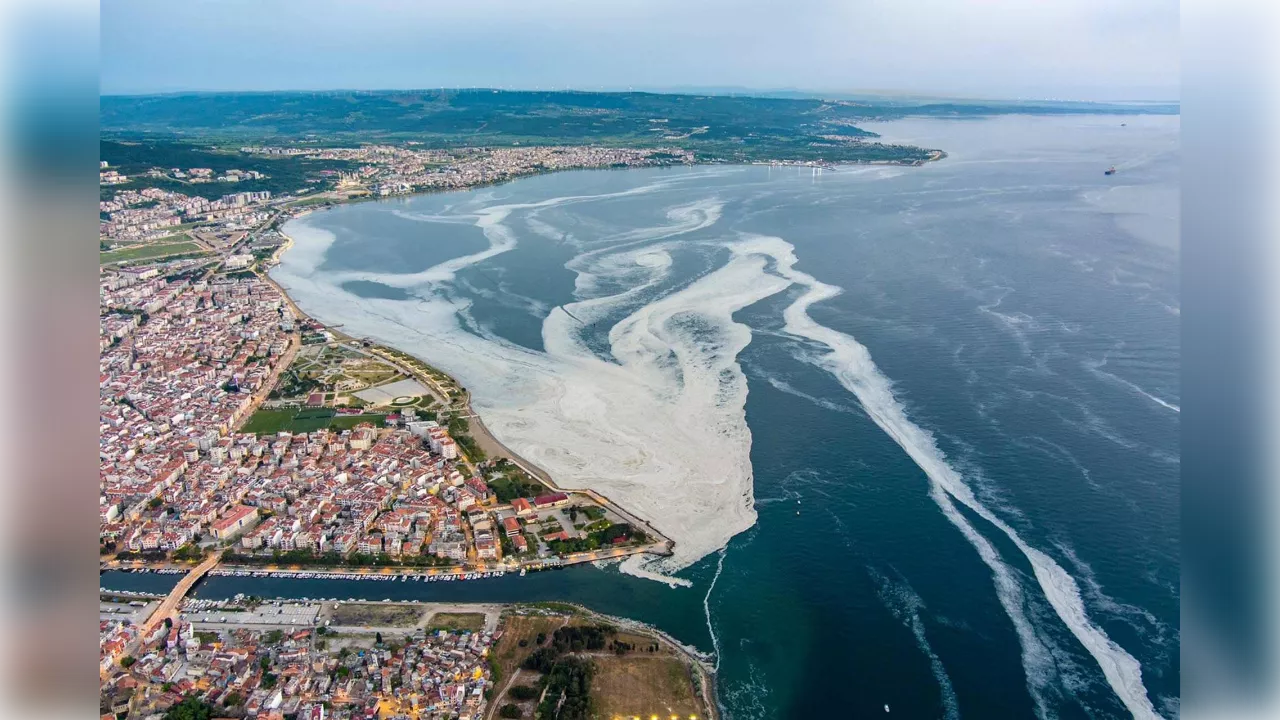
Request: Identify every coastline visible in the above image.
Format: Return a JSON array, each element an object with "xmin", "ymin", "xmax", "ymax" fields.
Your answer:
[
  {"xmin": 262, "ymin": 154, "xmax": 950, "ymax": 572},
  {"xmin": 269, "ymin": 205, "xmax": 680, "ymax": 568}
]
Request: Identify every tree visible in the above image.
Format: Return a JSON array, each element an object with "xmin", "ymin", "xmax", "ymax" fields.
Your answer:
[
  {"xmin": 163, "ymin": 696, "xmax": 214, "ymax": 720},
  {"xmin": 120, "ymin": 655, "xmax": 137, "ymax": 669},
  {"xmin": 222, "ymin": 691, "xmax": 243, "ymax": 707},
  {"xmin": 499, "ymin": 704, "xmax": 523, "ymax": 719},
  {"xmin": 375, "ymin": 631, "xmax": 383, "ymax": 645},
  {"xmin": 508, "ymin": 685, "xmax": 539, "ymax": 701}
]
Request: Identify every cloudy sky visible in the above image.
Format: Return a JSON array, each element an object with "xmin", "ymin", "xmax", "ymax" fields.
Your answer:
[{"xmin": 100, "ymin": 0, "xmax": 1179, "ymax": 100}]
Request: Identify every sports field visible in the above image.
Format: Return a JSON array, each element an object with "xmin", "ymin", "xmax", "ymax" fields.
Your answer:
[{"xmin": 240, "ymin": 407, "xmax": 386, "ymax": 434}]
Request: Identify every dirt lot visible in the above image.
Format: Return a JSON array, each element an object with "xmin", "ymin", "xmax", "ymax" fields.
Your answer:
[
  {"xmin": 589, "ymin": 654, "xmax": 704, "ymax": 720},
  {"xmin": 330, "ymin": 603, "xmax": 424, "ymax": 627},
  {"xmin": 428, "ymin": 612, "xmax": 485, "ymax": 632}
]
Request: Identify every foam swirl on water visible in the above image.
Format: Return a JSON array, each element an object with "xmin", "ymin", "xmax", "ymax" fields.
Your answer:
[
  {"xmin": 731, "ymin": 232, "xmax": 1163, "ymax": 720},
  {"xmin": 274, "ymin": 191, "xmax": 780, "ymax": 577},
  {"xmin": 273, "ymin": 185, "xmax": 1162, "ymax": 719}
]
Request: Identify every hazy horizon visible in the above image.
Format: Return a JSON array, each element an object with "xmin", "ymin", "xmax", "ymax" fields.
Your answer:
[
  {"xmin": 101, "ymin": 0, "xmax": 1179, "ymax": 102},
  {"xmin": 98, "ymin": 85, "xmax": 1180, "ymax": 105}
]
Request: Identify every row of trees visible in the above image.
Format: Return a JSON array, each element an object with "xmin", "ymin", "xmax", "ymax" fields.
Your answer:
[{"xmin": 521, "ymin": 625, "xmax": 613, "ymax": 673}]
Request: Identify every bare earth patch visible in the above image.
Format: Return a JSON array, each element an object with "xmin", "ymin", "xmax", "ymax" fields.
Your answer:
[
  {"xmin": 330, "ymin": 603, "xmax": 424, "ymax": 627},
  {"xmin": 428, "ymin": 612, "xmax": 486, "ymax": 632},
  {"xmin": 589, "ymin": 655, "xmax": 704, "ymax": 720}
]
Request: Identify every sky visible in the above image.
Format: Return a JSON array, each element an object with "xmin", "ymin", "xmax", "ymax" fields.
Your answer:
[{"xmin": 100, "ymin": 0, "xmax": 1180, "ymax": 101}]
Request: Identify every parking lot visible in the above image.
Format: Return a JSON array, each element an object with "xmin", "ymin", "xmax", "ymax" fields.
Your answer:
[
  {"xmin": 101, "ymin": 600, "xmax": 157, "ymax": 624},
  {"xmin": 182, "ymin": 602, "xmax": 320, "ymax": 628}
]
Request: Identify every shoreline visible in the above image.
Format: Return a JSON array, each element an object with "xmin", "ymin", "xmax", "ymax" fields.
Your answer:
[
  {"xmin": 269, "ymin": 203, "xmax": 679, "ymax": 564},
  {"xmin": 255, "ymin": 152, "xmax": 948, "ymax": 580}
]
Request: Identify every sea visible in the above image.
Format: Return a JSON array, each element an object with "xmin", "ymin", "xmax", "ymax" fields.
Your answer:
[{"xmin": 103, "ymin": 114, "xmax": 1180, "ymax": 719}]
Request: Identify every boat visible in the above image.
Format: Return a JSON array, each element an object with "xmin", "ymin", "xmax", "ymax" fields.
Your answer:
[
  {"xmin": 1104, "ymin": 166, "xmax": 1116, "ymax": 176},
  {"xmin": 885, "ymin": 705, "xmax": 890, "ymax": 713}
]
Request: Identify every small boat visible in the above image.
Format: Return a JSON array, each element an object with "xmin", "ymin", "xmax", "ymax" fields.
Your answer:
[
  {"xmin": 1104, "ymin": 166, "xmax": 1116, "ymax": 176},
  {"xmin": 885, "ymin": 705, "xmax": 890, "ymax": 713}
]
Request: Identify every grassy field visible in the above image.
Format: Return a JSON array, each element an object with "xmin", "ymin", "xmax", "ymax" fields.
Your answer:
[
  {"xmin": 239, "ymin": 407, "xmax": 387, "ymax": 434},
  {"xmin": 589, "ymin": 655, "xmax": 704, "ymax": 720},
  {"xmin": 427, "ymin": 612, "xmax": 485, "ymax": 632},
  {"xmin": 101, "ymin": 240, "xmax": 206, "ymax": 265},
  {"xmin": 289, "ymin": 407, "xmax": 339, "ymax": 432},
  {"xmin": 287, "ymin": 195, "xmax": 335, "ymax": 207},
  {"xmin": 328, "ymin": 414, "xmax": 388, "ymax": 430},
  {"xmin": 239, "ymin": 408, "xmax": 297, "ymax": 434},
  {"xmin": 330, "ymin": 603, "xmax": 423, "ymax": 627}
]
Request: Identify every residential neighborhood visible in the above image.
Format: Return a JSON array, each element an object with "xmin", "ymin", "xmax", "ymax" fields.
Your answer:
[
  {"xmin": 100, "ymin": 598, "xmax": 499, "ymax": 720},
  {"xmin": 100, "ymin": 248, "xmax": 665, "ymax": 576}
]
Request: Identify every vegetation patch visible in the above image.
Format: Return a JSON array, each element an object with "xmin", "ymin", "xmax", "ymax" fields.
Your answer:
[
  {"xmin": 239, "ymin": 408, "xmax": 298, "ymax": 434},
  {"xmin": 427, "ymin": 612, "xmax": 485, "ymax": 632},
  {"xmin": 239, "ymin": 407, "xmax": 385, "ymax": 434},
  {"xmin": 101, "ymin": 240, "xmax": 206, "ymax": 265}
]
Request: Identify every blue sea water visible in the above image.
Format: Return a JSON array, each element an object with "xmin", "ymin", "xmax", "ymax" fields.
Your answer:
[{"xmin": 105, "ymin": 114, "xmax": 1179, "ymax": 718}]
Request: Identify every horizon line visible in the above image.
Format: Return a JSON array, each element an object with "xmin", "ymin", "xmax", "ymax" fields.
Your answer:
[{"xmin": 99, "ymin": 86, "xmax": 1181, "ymax": 106}]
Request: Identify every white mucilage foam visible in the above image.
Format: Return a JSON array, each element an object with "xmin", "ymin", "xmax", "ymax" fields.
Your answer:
[
  {"xmin": 273, "ymin": 188, "xmax": 783, "ymax": 577},
  {"xmin": 730, "ymin": 232, "xmax": 1164, "ymax": 720},
  {"xmin": 274, "ymin": 184, "xmax": 1162, "ymax": 718}
]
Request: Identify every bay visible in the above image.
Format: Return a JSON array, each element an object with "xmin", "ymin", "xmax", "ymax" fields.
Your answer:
[{"xmin": 108, "ymin": 114, "xmax": 1179, "ymax": 719}]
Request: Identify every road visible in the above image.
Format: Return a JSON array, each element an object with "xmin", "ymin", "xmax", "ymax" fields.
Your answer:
[{"xmin": 137, "ymin": 554, "xmax": 220, "ymax": 640}]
